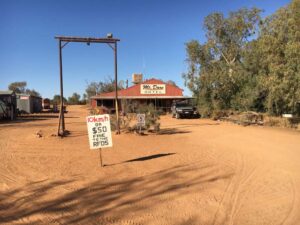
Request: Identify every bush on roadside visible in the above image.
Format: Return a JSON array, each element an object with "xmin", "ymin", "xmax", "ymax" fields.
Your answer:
[
  {"xmin": 264, "ymin": 116, "xmax": 298, "ymax": 129},
  {"xmin": 118, "ymin": 104, "xmax": 161, "ymax": 133},
  {"xmin": 239, "ymin": 112, "xmax": 263, "ymax": 125},
  {"xmin": 90, "ymin": 103, "xmax": 160, "ymax": 133},
  {"xmin": 197, "ymin": 105, "xmax": 212, "ymax": 118},
  {"xmin": 89, "ymin": 106, "xmax": 109, "ymax": 115},
  {"xmin": 211, "ymin": 110, "xmax": 230, "ymax": 120}
]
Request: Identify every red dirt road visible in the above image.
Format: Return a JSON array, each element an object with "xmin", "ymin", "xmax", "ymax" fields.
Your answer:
[{"xmin": 1, "ymin": 105, "xmax": 300, "ymax": 225}]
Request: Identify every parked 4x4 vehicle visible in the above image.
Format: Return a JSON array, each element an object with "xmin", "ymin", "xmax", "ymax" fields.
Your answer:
[{"xmin": 171, "ymin": 100, "xmax": 200, "ymax": 119}]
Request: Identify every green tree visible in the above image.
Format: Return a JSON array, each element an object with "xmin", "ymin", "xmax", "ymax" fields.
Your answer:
[
  {"xmin": 8, "ymin": 81, "xmax": 41, "ymax": 97},
  {"xmin": 68, "ymin": 92, "xmax": 81, "ymax": 105},
  {"xmin": 183, "ymin": 8, "xmax": 262, "ymax": 115},
  {"xmin": 184, "ymin": 1, "xmax": 300, "ymax": 116},
  {"xmin": 81, "ymin": 93, "xmax": 88, "ymax": 105},
  {"xmin": 8, "ymin": 81, "xmax": 27, "ymax": 93},
  {"xmin": 25, "ymin": 88, "xmax": 41, "ymax": 97},
  {"xmin": 255, "ymin": 0, "xmax": 300, "ymax": 115},
  {"xmin": 85, "ymin": 78, "xmax": 124, "ymax": 102},
  {"xmin": 52, "ymin": 95, "xmax": 68, "ymax": 104}
]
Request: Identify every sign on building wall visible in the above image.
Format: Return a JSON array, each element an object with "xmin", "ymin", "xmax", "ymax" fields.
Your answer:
[
  {"xmin": 140, "ymin": 84, "xmax": 166, "ymax": 94},
  {"xmin": 86, "ymin": 114, "xmax": 113, "ymax": 149}
]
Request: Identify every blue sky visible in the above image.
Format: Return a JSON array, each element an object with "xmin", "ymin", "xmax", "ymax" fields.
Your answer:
[{"xmin": 0, "ymin": 0, "xmax": 290, "ymax": 98}]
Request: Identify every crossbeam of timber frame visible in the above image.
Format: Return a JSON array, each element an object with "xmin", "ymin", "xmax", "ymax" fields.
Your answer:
[{"xmin": 55, "ymin": 36, "xmax": 120, "ymax": 43}]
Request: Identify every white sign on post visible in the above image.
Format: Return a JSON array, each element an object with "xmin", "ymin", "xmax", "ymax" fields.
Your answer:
[
  {"xmin": 137, "ymin": 114, "xmax": 146, "ymax": 126},
  {"xmin": 86, "ymin": 114, "xmax": 113, "ymax": 149}
]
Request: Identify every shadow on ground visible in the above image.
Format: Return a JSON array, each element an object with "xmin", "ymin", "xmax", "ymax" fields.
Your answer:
[
  {"xmin": 161, "ymin": 123, "xmax": 220, "ymax": 131},
  {"xmin": 0, "ymin": 163, "xmax": 233, "ymax": 224},
  {"xmin": 124, "ymin": 153, "xmax": 176, "ymax": 162},
  {"xmin": 158, "ymin": 128, "xmax": 191, "ymax": 135},
  {"xmin": 105, "ymin": 153, "xmax": 176, "ymax": 167},
  {"xmin": 66, "ymin": 130, "xmax": 88, "ymax": 138},
  {"xmin": 0, "ymin": 114, "xmax": 79, "ymax": 129},
  {"xmin": 18, "ymin": 114, "xmax": 79, "ymax": 119}
]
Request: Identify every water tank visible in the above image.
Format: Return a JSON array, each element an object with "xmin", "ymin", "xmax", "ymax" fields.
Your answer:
[{"xmin": 132, "ymin": 73, "xmax": 143, "ymax": 84}]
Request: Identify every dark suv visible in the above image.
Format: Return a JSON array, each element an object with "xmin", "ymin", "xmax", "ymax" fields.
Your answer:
[{"xmin": 171, "ymin": 101, "xmax": 200, "ymax": 119}]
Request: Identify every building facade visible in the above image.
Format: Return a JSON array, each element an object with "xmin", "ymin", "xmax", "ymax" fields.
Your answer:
[{"xmin": 90, "ymin": 78, "xmax": 190, "ymax": 113}]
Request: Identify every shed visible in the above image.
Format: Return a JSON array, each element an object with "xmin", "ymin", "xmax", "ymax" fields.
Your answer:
[
  {"xmin": 0, "ymin": 90, "xmax": 17, "ymax": 120},
  {"xmin": 16, "ymin": 94, "xmax": 42, "ymax": 114}
]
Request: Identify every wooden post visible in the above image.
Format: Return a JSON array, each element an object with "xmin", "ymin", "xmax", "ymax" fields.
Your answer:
[
  {"xmin": 58, "ymin": 40, "xmax": 65, "ymax": 136},
  {"xmin": 99, "ymin": 148, "xmax": 103, "ymax": 167},
  {"xmin": 114, "ymin": 42, "xmax": 120, "ymax": 134}
]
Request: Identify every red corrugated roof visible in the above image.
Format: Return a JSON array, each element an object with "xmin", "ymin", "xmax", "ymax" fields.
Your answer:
[{"xmin": 92, "ymin": 78, "xmax": 183, "ymax": 99}]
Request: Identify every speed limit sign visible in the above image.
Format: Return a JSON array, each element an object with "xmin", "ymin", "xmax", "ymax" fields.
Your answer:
[
  {"xmin": 86, "ymin": 114, "xmax": 113, "ymax": 149},
  {"xmin": 137, "ymin": 114, "xmax": 145, "ymax": 126}
]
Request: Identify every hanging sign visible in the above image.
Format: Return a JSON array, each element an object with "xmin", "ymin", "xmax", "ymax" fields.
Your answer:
[
  {"xmin": 140, "ymin": 84, "xmax": 166, "ymax": 94},
  {"xmin": 86, "ymin": 114, "xmax": 113, "ymax": 149}
]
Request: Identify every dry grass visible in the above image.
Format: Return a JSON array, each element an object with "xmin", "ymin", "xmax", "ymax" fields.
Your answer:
[{"xmin": 264, "ymin": 116, "xmax": 299, "ymax": 129}]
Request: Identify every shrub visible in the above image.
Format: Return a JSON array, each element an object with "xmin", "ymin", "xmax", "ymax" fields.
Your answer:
[
  {"xmin": 264, "ymin": 116, "xmax": 297, "ymax": 128},
  {"xmin": 89, "ymin": 106, "xmax": 109, "ymax": 115},
  {"xmin": 90, "ymin": 104, "xmax": 161, "ymax": 133},
  {"xmin": 211, "ymin": 110, "xmax": 229, "ymax": 120}
]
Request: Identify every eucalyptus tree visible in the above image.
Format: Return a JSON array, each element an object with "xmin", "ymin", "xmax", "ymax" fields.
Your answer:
[
  {"xmin": 256, "ymin": 0, "xmax": 300, "ymax": 115},
  {"xmin": 183, "ymin": 8, "xmax": 262, "ymax": 114}
]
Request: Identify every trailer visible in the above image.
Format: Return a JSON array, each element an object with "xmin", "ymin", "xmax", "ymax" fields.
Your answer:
[{"xmin": 42, "ymin": 98, "xmax": 51, "ymax": 109}]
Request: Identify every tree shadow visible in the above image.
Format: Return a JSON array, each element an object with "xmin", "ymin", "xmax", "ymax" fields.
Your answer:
[
  {"xmin": 0, "ymin": 163, "xmax": 233, "ymax": 224},
  {"xmin": 66, "ymin": 130, "xmax": 88, "ymax": 138},
  {"xmin": 180, "ymin": 123, "xmax": 220, "ymax": 126},
  {"xmin": 18, "ymin": 115, "xmax": 79, "ymax": 119},
  {"xmin": 0, "ymin": 118, "xmax": 48, "ymax": 125},
  {"xmin": 158, "ymin": 128, "xmax": 191, "ymax": 135},
  {"xmin": 162, "ymin": 123, "xmax": 220, "ymax": 130},
  {"xmin": 0, "ymin": 115, "xmax": 79, "ymax": 129},
  {"xmin": 175, "ymin": 216, "xmax": 199, "ymax": 225},
  {"xmin": 0, "ymin": 121, "xmax": 57, "ymax": 129}
]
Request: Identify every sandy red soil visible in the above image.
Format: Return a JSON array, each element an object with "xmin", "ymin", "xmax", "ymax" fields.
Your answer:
[{"xmin": 1, "ymin": 105, "xmax": 300, "ymax": 225}]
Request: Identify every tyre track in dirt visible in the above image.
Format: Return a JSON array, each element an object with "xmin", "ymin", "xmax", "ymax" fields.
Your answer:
[
  {"xmin": 213, "ymin": 151, "xmax": 243, "ymax": 225},
  {"xmin": 1, "ymin": 106, "xmax": 300, "ymax": 224},
  {"xmin": 280, "ymin": 175, "xmax": 298, "ymax": 225},
  {"xmin": 212, "ymin": 150, "xmax": 298, "ymax": 225},
  {"xmin": 227, "ymin": 153, "xmax": 264, "ymax": 225},
  {"xmin": 164, "ymin": 116, "xmax": 300, "ymax": 225}
]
